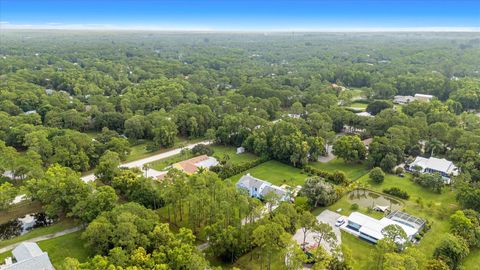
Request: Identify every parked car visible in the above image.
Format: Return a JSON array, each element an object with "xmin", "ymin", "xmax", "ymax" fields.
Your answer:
[{"xmin": 335, "ymin": 217, "xmax": 345, "ymax": 227}]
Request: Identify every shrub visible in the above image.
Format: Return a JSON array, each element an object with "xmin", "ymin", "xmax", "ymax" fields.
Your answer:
[
  {"xmin": 395, "ymin": 167, "xmax": 404, "ymax": 175},
  {"xmin": 369, "ymin": 167, "xmax": 385, "ymax": 184},
  {"xmin": 303, "ymin": 166, "xmax": 350, "ymax": 186},
  {"xmin": 209, "ymin": 157, "xmax": 269, "ymax": 179},
  {"xmin": 191, "ymin": 144, "xmax": 213, "ymax": 156},
  {"xmin": 350, "ymin": 203, "xmax": 359, "ymax": 210},
  {"xmin": 383, "ymin": 187, "xmax": 410, "ymax": 200}
]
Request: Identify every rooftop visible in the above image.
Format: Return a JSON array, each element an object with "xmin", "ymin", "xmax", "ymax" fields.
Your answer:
[{"xmin": 2, "ymin": 242, "xmax": 54, "ymax": 270}]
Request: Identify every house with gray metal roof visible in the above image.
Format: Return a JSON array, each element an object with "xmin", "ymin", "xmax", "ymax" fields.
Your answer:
[
  {"xmin": 1, "ymin": 242, "xmax": 54, "ymax": 270},
  {"xmin": 236, "ymin": 173, "xmax": 289, "ymax": 201}
]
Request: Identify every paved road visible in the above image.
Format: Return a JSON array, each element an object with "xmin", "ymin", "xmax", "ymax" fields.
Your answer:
[
  {"xmin": 81, "ymin": 140, "xmax": 211, "ymax": 182},
  {"xmin": 0, "ymin": 226, "xmax": 82, "ymax": 254}
]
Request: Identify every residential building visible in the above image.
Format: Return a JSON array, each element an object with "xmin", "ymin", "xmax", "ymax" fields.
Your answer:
[
  {"xmin": 344, "ymin": 211, "xmax": 424, "ymax": 244},
  {"xmin": 355, "ymin": 112, "xmax": 373, "ymax": 117},
  {"xmin": 171, "ymin": 155, "xmax": 218, "ymax": 175},
  {"xmin": 1, "ymin": 242, "xmax": 54, "ymax": 270},
  {"xmin": 393, "ymin": 95, "xmax": 415, "ymax": 104},
  {"xmin": 414, "ymin": 94, "xmax": 434, "ymax": 102},
  {"xmin": 407, "ymin": 156, "xmax": 459, "ymax": 183},
  {"xmin": 236, "ymin": 173, "xmax": 289, "ymax": 201}
]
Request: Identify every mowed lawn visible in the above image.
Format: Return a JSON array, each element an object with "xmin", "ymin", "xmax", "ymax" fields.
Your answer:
[
  {"xmin": 210, "ymin": 145, "xmax": 259, "ymax": 165},
  {"xmin": 310, "ymin": 159, "xmax": 370, "ymax": 180},
  {"xmin": 341, "ymin": 231, "xmax": 375, "ymax": 270},
  {"xmin": 38, "ymin": 230, "xmax": 90, "ymax": 268},
  {"xmin": 228, "ymin": 160, "xmax": 307, "ymax": 187}
]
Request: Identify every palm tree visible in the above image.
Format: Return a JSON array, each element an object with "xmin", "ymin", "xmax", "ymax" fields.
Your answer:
[
  {"xmin": 143, "ymin": 163, "xmax": 151, "ymax": 177},
  {"xmin": 427, "ymin": 138, "xmax": 442, "ymax": 157}
]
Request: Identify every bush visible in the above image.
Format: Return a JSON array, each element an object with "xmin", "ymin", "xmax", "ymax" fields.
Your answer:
[
  {"xmin": 191, "ymin": 144, "xmax": 213, "ymax": 156},
  {"xmin": 395, "ymin": 167, "xmax": 404, "ymax": 175},
  {"xmin": 209, "ymin": 157, "xmax": 269, "ymax": 179},
  {"xmin": 383, "ymin": 187, "xmax": 410, "ymax": 199},
  {"xmin": 350, "ymin": 203, "xmax": 359, "ymax": 210},
  {"xmin": 369, "ymin": 167, "xmax": 385, "ymax": 184},
  {"xmin": 303, "ymin": 166, "xmax": 350, "ymax": 185}
]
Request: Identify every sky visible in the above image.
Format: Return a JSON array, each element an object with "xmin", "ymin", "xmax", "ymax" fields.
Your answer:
[{"xmin": 0, "ymin": 0, "xmax": 479, "ymax": 31}]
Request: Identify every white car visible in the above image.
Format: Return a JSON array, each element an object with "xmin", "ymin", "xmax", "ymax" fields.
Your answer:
[{"xmin": 335, "ymin": 217, "xmax": 345, "ymax": 227}]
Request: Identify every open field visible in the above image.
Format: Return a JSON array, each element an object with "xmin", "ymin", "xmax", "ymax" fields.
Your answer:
[
  {"xmin": 38, "ymin": 230, "xmax": 90, "ymax": 268},
  {"xmin": 228, "ymin": 160, "xmax": 307, "ymax": 187},
  {"xmin": 463, "ymin": 248, "xmax": 480, "ymax": 270},
  {"xmin": 0, "ymin": 218, "xmax": 78, "ymax": 249},
  {"xmin": 210, "ymin": 145, "xmax": 259, "ymax": 165},
  {"xmin": 310, "ymin": 159, "xmax": 370, "ymax": 180}
]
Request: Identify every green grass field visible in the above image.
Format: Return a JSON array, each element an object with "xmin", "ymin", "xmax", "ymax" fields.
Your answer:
[
  {"xmin": 310, "ymin": 159, "xmax": 370, "ymax": 180},
  {"xmin": 210, "ymin": 145, "xmax": 259, "ymax": 165},
  {"xmin": 228, "ymin": 160, "xmax": 307, "ymax": 187},
  {"xmin": 38, "ymin": 230, "xmax": 90, "ymax": 268},
  {"xmin": 0, "ymin": 218, "xmax": 78, "ymax": 249},
  {"xmin": 463, "ymin": 248, "xmax": 480, "ymax": 270},
  {"xmin": 341, "ymin": 231, "xmax": 375, "ymax": 269}
]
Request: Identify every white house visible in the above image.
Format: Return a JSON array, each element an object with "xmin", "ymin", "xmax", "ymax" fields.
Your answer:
[
  {"xmin": 407, "ymin": 156, "xmax": 459, "ymax": 183},
  {"xmin": 393, "ymin": 95, "xmax": 415, "ymax": 104},
  {"xmin": 355, "ymin": 112, "xmax": 373, "ymax": 117},
  {"xmin": 236, "ymin": 173, "xmax": 289, "ymax": 201},
  {"xmin": 1, "ymin": 242, "xmax": 54, "ymax": 270},
  {"xmin": 414, "ymin": 94, "xmax": 434, "ymax": 102},
  {"xmin": 344, "ymin": 211, "xmax": 424, "ymax": 244}
]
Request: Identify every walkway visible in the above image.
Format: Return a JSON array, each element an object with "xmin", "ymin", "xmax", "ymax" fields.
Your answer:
[{"xmin": 0, "ymin": 226, "xmax": 82, "ymax": 254}]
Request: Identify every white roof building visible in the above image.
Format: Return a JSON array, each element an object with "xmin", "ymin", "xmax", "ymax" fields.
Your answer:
[
  {"xmin": 345, "ymin": 211, "xmax": 424, "ymax": 244},
  {"xmin": 414, "ymin": 94, "xmax": 434, "ymax": 102},
  {"xmin": 1, "ymin": 242, "xmax": 54, "ymax": 270},
  {"xmin": 408, "ymin": 156, "xmax": 459, "ymax": 183},
  {"xmin": 355, "ymin": 111, "xmax": 373, "ymax": 117},
  {"xmin": 393, "ymin": 95, "xmax": 415, "ymax": 104}
]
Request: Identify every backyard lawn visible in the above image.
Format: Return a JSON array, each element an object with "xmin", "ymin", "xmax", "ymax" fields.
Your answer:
[
  {"xmin": 210, "ymin": 145, "xmax": 259, "ymax": 165},
  {"xmin": 310, "ymin": 159, "xmax": 369, "ymax": 180},
  {"xmin": 228, "ymin": 160, "xmax": 307, "ymax": 187},
  {"xmin": 341, "ymin": 231, "xmax": 375, "ymax": 269},
  {"xmin": 38, "ymin": 230, "xmax": 90, "ymax": 268}
]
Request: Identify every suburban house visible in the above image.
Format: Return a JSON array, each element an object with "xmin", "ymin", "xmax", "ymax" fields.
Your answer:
[
  {"xmin": 414, "ymin": 93, "xmax": 434, "ymax": 102},
  {"xmin": 355, "ymin": 111, "xmax": 373, "ymax": 117},
  {"xmin": 1, "ymin": 242, "xmax": 54, "ymax": 270},
  {"xmin": 236, "ymin": 173, "xmax": 289, "ymax": 201},
  {"xmin": 171, "ymin": 155, "xmax": 219, "ymax": 175},
  {"xmin": 407, "ymin": 156, "xmax": 459, "ymax": 183},
  {"xmin": 343, "ymin": 211, "xmax": 425, "ymax": 244},
  {"xmin": 393, "ymin": 95, "xmax": 415, "ymax": 104}
]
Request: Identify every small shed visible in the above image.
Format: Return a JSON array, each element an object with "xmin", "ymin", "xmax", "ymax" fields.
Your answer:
[{"xmin": 236, "ymin": 147, "xmax": 245, "ymax": 154}]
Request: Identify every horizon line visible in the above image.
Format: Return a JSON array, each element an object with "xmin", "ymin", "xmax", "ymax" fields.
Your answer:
[{"xmin": 1, "ymin": 22, "xmax": 479, "ymax": 33}]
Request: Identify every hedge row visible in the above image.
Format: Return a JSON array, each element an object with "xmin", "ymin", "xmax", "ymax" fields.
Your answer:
[
  {"xmin": 383, "ymin": 187, "xmax": 410, "ymax": 200},
  {"xmin": 210, "ymin": 157, "xmax": 269, "ymax": 179},
  {"xmin": 303, "ymin": 166, "xmax": 350, "ymax": 185}
]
